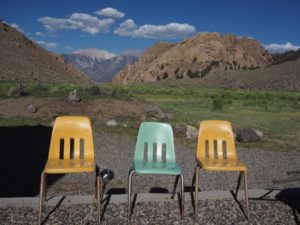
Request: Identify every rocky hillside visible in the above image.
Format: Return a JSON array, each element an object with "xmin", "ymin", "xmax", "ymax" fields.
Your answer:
[
  {"xmin": 0, "ymin": 21, "xmax": 91, "ymax": 84},
  {"xmin": 63, "ymin": 49, "xmax": 140, "ymax": 83},
  {"xmin": 155, "ymin": 59, "xmax": 300, "ymax": 91},
  {"xmin": 113, "ymin": 32, "xmax": 272, "ymax": 84}
]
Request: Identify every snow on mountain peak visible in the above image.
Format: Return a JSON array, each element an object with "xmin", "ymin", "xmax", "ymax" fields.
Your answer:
[{"xmin": 73, "ymin": 48, "xmax": 115, "ymax": 60}]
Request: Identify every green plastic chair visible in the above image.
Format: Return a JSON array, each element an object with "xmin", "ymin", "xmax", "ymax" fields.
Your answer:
[{"xmin": 128, "ymin": 122, "xmax": 184, "ymax": 219}]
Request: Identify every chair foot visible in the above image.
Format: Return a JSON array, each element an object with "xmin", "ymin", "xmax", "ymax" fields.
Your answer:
[{"xmin": 128, "ymin": 170, "xmax": 135, "ymax": 219}]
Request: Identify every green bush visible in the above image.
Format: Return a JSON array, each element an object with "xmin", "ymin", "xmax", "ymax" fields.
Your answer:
[{"xmin": 212, "ymin": 98, "xmax": 223, "ymax": 111}]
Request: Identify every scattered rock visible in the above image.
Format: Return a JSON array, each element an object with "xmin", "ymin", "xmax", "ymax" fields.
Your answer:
[
  {"xmin": 140, "ymin": 115, "xmax": 147, "ymax": 121},
  {"xmin": 50, "ymin": 87, "xmax": 59, "ymax": 94},
  {"xmin": 7, "ymin": 84, "xmax": 24, "ymax": 97},
  {"xmin": 90, "ymin": 86, "xmax": 100, "ymax": 95},
  {"xmin": 253, "ymin": 129, "xmax": 264, "ymax": 138},
  {"xmin": 68, "ymin": 89, "xmax": 81, "ymax": 102},
  {"xmin": 146, "ymin": 105, "xmax": 173, "ymax": 120},
  {"xmin": 186, "ymin": 125, "xmax": 199, "ymax": 139},
  {"xmin": 26, "ymin": 104, "xmax": 38, "ymax": 113},
  {"xmin": 236, "ymin": 128, "xmax": 261, "ymax": 143},
  {"xmin": 106, "ymin": 119, "xmax": 117, "ymax": 127}
]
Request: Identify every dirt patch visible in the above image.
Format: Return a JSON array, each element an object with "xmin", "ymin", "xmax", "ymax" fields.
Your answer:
[{"xmin": 0, "ymin": 96, "xmax": 153, "ymax": 126}]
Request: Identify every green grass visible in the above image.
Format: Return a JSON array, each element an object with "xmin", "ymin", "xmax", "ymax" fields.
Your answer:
[
  {"xmin": 0, "ymin": 82, "xmax": 299, "ymax": 151},
  {"xmin": 122, "ymin": 85, "xmax": 300, "ymax": 151}
]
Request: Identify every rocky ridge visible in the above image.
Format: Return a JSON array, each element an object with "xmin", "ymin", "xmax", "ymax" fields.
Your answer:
[
  {"xmin": 0, "ymin": 21, "xmax": 91, "ymax": 84},
  {"xmin": 113, "ymin": 32, "xmax": 272, "ymax": 84}
]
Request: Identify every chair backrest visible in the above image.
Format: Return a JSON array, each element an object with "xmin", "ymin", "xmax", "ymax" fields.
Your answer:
[
  {"xmin": 196, "ymin": 120, "xmax": 237, "ymax": 161},
  {"xmin": 48, "ymin": 116, "xmax": 95, "ymax": 161},
  {"xmin": 134, "ymin": 122, "xmax": 176, "ymax": 164}
]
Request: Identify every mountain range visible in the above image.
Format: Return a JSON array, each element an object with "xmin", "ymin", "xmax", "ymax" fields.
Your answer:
[
  {"xmin": 63, "ymin": 49, "xmax": 140, "ymax": 83},
  {"xmin": 0, "ymin": 20, "xmax": 299, "ymax": 91}
]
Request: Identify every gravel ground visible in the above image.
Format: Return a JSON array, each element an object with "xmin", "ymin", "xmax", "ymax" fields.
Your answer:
[
  {"xmin": 1, "ymin": 131, "xmax": 300, "ymax": 224},
  {"xmin": 1, "ymin": 199, "xmax": 299, "ymax": 225}
]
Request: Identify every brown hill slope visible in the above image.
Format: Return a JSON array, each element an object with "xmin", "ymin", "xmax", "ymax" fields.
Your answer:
[
  {"xmin": 113, "ymin": 32, "xmax": 272, "ymax": 84},
  {"xmin": 0, "ymin": 21, "xmax": 91, "ymax": 84},
  {"xmin": 156, "ymin": 59, "xmax": 300, "ymax": 91}
]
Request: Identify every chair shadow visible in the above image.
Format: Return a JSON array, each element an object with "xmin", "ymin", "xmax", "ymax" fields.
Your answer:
[
  {"xmin": 229, "ymin": 190, "xmax": 248, "ymax": 218},
  {"xmin": 100, "ymin": 187, "xmax": 126, "ymax": 221},
  {"xmin": 275, "ymin": 188, "xmax": 300, "ymax": 224},
  {"xmin": 0, "ymin": 125, "xmax": 63, "ymax": 197},
  {"xmin": 249, "ymin": 188, "xmax": 300, "ymax": 224}
]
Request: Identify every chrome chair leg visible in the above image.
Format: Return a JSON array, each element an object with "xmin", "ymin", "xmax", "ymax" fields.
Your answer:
[
  {"xmin": 180, "ymin": 174, "xmax": 184, "ymax": 218},
  {"xmin": 96, "ymin": 170, "xmax": 101, "ymax": 223},
  {"xmin": 38, "ymin": 171, "xmax": 46, "ymax": 225},
  {"xmin": 128, "ymin": 170, "xmax": 135, "ymax": 219},
  {"xmin": 244, "ymin": 171, "xmax": 250, "ymax": 220},
  {"xmin": 194, "ymin": 166, "xmax": 200, "ymax": 219}
]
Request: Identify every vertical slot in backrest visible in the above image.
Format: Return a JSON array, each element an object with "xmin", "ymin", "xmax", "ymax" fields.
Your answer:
[
  {"xmin": 80, "ymin": 138, "xmax": 84, "ymax": 160},
  {"xmin": 153, "ymin": 143, "xmax": 157, "ymax": 163},
  {"xmin": 143, "ymin": 142, "xmax": 148, "ymax": 163},
  {"xmin": 222, "ymin": 140, "xmax": 227, "ymax": 159},
  {"xmin": 205, "ymin": 140, "xmax": 209, "ymax": 159},
  {"xmin": 213, "ymin": 140, "xmax": 218, "ymax": 159},
  {"xmin": 70, "ymin": 138, "xmax": 74, "ymax": 159},
  {"xmin": 59, "ymin": 138, "xmax": 64, "ymax": 159},
  {"xmin": 162, "ymin": 143, "xmax": 166, "ymax": 163}
]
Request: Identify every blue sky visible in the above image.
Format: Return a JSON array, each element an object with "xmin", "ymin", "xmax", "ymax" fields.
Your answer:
[{"xmin": 1, "ymin": 0, "xmax": 300, "ymax": 54}]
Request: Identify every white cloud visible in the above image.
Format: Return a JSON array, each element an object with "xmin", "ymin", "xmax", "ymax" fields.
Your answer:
[
  {"xmin": 38, "ymin": 13, "xmax": 115, "ymax": 35},
  {"xmin": 35, "ymin": 31, "xmax": 46, "ymax": 36},
  {"xmin": 114, "ymin": 19, "xmax": 196, "ymax": 39},
  {"xmin": 64, "ymin": 45, "xmax": 74, "ymax": 50},
  {"xmin": 10, "ymin": 23, "xmax": 23, "ymax": 33},
  {"xmin": 95, "ymin": 7, "xmax": 125, "ymax": 19},
  {"xmin": 36, "ymin": 40, "xmax": 57, "ymax": 48},
  {"xmin": 264, "ymin": 42, "xmax": 300, "ymax": 53}
]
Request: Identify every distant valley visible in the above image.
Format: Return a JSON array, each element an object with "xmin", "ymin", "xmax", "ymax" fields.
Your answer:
[{"xmin": 62, "ymin": 48, "xmax": 140, "ymax": 83}]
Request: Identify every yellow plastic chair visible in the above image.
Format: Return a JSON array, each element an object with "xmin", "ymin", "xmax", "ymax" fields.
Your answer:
[
  {"xmin": 38, "ymin": 116, "xmax": 100, "ymax": 225},
  {"xmin": 193, "ymin": 120, "xmax": 249, "ymax": 219}
]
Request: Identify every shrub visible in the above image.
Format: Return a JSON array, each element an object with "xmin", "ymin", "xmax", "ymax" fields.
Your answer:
[
  {"xmin": 162, "ymin": 72, "xmax": 168, "ymax": 79},
  {"xmin": 212, "ymin": 98, "xmax": 223, "ymax": 111},
  {"xmin": 187, "ymin": 69, "xmax": 200, "ymax": 78}
]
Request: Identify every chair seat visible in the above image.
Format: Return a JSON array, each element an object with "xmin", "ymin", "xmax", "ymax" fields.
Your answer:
[
  {"xmin": 198, "ymin": 159, "xmax": 247, "ymax": 171},
  {"xmin": 134, "ymin": 162, "xmax": 182, "ymax": 175},
  {"xmin": 44, "ymin": 159, "xmax": 96, "ymax": 174}
]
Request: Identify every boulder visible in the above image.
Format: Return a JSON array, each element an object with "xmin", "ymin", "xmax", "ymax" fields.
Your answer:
[
  {"xmin": 90, "ymin": 86, "xmax": 100, "ymax": 95},
  {"xmin": 106, "ymin": 119, "xmax": 117, "ymax": 127},
  {"xmin": 146, "ymin": 105, "xmax": 173, "ymax": 120},
  {"xmin": 68, "ymin": 89, "xmax": 81, "ymax": 102},
  {"xmin": 186, "ymin": 125, "xmax": 198, "ymax": 139},
  {"xmin": 27, "ymin": 104, "xmax": 38, "ymax": 113},
  {"xmin": 253, "ymin": 129, "xmax": 263, "ymax": 138},
  {"xmin": 7, "ymin": 84, "xmax": 24, "ymax": 97},
  {"xmin": 236, "ymin": 128, "xmax": 261, "ymax": 143}
]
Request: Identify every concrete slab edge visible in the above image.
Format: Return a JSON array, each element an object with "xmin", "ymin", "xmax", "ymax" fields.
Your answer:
[{"xmin": 0, "ymin": 189, "xmax": 299, "ymax": 208}]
